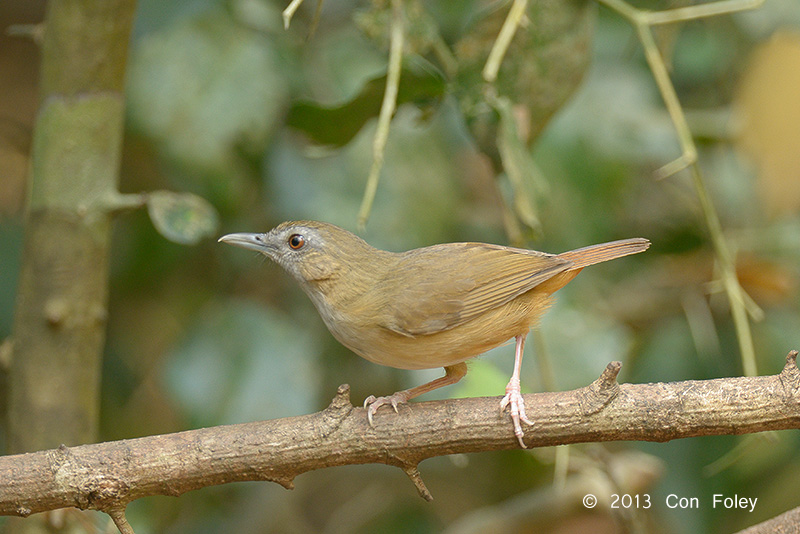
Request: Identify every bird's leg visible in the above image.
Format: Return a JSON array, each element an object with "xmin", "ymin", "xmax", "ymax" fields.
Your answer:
[
  {"xmin": 365, "ymin": 362, "xmax": 468, "ymax": 425},
  {"xmin": 500, "ymin": 334, "xmax": 533, "ymax": 448}
]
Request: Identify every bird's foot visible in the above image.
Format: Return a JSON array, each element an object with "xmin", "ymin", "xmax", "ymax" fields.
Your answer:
[
  {"xmin": 364, "ymin": 391, "xmax": 410, "ymax": 426},
  {"xmin": 499, "ymin": 378, "xmax": 533, "ymax": 448}
]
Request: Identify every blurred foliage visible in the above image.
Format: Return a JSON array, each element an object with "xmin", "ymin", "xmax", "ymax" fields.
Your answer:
[
  {"xmin": 1, "ymin": 0, "xmax": 800, "ymax": 532},
  {"xmin": 146, "ymin": 190, "xmax": 220, "ymax": 244},
  {"xmin": 286, "ymin": 57, "xmax": 447, "ymax": 147}
]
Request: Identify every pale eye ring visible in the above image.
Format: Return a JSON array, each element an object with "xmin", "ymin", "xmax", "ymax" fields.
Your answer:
[{"xmin": 288, "ymin": 234, "xmax": 305, "ymax": 250}]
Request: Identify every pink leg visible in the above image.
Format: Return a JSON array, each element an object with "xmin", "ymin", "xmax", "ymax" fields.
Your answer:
[
  {"xmin": 364, "ymin": 362, "xmax": 468, "ymax": 426},
  {"xmin": 499, "ymin": 334, "xmax": 533, "ymax": 448}
]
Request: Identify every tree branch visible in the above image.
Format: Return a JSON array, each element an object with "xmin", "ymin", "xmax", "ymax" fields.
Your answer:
[
  {"xmin": 735, "ymin": 503, "xmax": 800, "ymax": 534},
  {"xmin": 0, "ymin": 351, "xmax": 797, "ymax": 526}
]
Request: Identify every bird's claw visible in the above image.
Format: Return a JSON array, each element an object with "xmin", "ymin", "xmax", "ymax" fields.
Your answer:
[
  {"xmin": 364, "ymin": 392, "xmax": 408, "ymax": 426},
  {"xmin": 500, "ymin": 379, "xmax": 533, "ymax": 448}
]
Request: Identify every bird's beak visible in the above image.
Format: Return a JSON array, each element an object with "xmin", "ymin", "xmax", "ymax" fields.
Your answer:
[{"xmin": 218, "ymin": 233, "xmax": 272, "ymax": 253}]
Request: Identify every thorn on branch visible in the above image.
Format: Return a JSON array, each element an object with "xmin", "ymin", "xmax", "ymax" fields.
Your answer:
[
  {"xmin": 779, "ymin": 350, "xmax": 800, "ymax": 399},
  {"xmin": 49, "ymin": 444, "xmax": 71, "ymax": 472},
  {"xmin": 599, "ymin": 361, "xmax": 623, "ymax": 386},
  {"xmin": 107, "ymin": 506, "xmax": 135, "ymax": 534},
  {"xmin": 274, "ymin": 477, "xmax": 295, "ymax": 491},
  {"xmin": 327, "ymin": 384, "xmax": 354, "ymax": 413},
  {"xmin": 579, "ymin": 362, "xmax": 622, "ymax": 416},
  {"xmin": 784, "ymin": 350, "xmax": 798, "ymax": 368},
  {"xmin": 318, "ymin": 384, "xmax": 354, "ymax": 437},
  {"xmin": 402, "ymin": 464, "xmax": 433, "ymax": 502}
]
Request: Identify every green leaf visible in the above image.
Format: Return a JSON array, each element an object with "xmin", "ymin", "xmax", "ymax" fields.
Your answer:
[
  {"xmin": 494, "ymin": 95, "xmax": 545, "ymax": 234},
  {"xmin": 286, "ymin": 58, "xmax": 447, "ymax": 147},
  {"xmin": 146, "ymin": 190, "xmax": 219, "ymax": 245}
]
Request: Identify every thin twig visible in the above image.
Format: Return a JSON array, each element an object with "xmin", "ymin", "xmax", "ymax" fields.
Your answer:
[
  {"xmin": 644, "ymin": 0, "xmax": 765, "ymax": 25},
  {"xmin": 596, "ymin": 0, "xmax": 764, "ymax": 376},
  {"xmin": 482, "ymin": 0, "xmax": 528, "ymax": 83},
  {"xmin": 307, "ymin": 0, "xmax": 326, "ymax": 39},
  {"xmin": 282, "ymin": 0, "xmax": 305, "ymax": 29},
  {"xmin": 357, "ymin": 0, "xmax": 405, "ymax": 229}
]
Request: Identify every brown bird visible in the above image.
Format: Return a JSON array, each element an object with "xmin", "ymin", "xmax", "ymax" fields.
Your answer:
[{"xmin": 219, "ymin": 221, "xmax": 649, "ymax": 447}]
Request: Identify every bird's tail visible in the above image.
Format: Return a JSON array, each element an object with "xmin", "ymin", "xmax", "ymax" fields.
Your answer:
[{"xmin": 558, "ymin": 238, "xmax": 650, "ymax": 270}]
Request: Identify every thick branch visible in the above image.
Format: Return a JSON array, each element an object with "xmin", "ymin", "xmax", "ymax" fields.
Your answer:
[{"xmin": 0, "ymin": 351, "xmax": 798, "ymax": 520}]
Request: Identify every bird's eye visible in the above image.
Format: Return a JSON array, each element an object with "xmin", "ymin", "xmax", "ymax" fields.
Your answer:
[{"xmin": 288, "ymin": 234, "xmax": 305, "ymax": 250}]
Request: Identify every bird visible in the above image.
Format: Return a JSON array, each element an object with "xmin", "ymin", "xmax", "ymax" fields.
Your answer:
[{"xmin": 219, "ymin": 221, "xmax": 649, "ymax": 447}]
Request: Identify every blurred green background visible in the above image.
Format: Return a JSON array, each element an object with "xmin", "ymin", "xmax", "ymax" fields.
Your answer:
[{"xmin": 2, "ymin": 0, "xmax": 800, "ymax": 532}]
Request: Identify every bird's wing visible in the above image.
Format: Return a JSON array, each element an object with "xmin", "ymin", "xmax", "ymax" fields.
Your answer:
[{"xmin": 378, "ymin": 243, "xmax": 572, "ymax": 336}]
